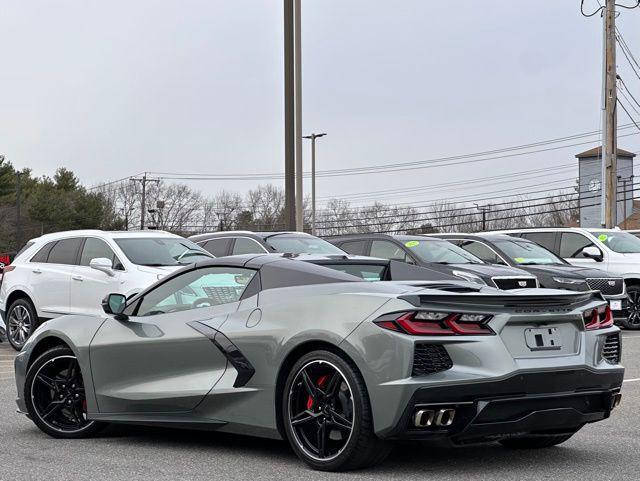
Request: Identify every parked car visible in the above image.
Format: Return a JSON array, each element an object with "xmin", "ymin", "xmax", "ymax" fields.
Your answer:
[
  {"xmin": 430, "ymin": 233, "xmax": 630, "ymax": 326},
  {"xmin": 189, "ymin": 231, "xmax": 348, "ymax": 256},
  {"xmin": 15, "ymin": 254, "xmax": 623, "ymax": 471},
  {"xmin": 492, "ymin": 227, "xmax": 640, "ymax": 328},
  {"xmin": 327, "ymin": 234, "xmax": 538, "ymax": 289},
  {"xmin": 0, "ymin": 229, "xmax": 213, "ymax": 350}
]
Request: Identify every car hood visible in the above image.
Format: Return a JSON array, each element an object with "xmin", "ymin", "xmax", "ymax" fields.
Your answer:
[
  {"xmin": 135, "ymin": 264, "xmax": 185, "ymax": 278},
  {"xmin": 519, "ymin": 264, "xmax": 616, "ymax": 279},
  {"xmin": 446, "ymin": 263, "xmax": 535, "ymax": 278}
]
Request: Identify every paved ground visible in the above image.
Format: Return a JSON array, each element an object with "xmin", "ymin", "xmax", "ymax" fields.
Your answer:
[{"xmin": 1, "ymin": 334, "xmax": 639, "ymax": 481}]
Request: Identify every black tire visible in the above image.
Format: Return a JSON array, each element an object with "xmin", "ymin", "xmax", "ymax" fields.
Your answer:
[
  {"xmin": 622, "ymin": 285, "xmax": 640, "ymax": 330},
  {"xmin": 6, "ymin": 297, "xmax": 38, "ymax": 351},
  {"xmin": 282, "ymin": 349, "xmax": 391, "ymax": 471},
  {"xmin": 24, "ymin": 346, "xmax": 105, "ymax": 439},
  {"xmin": 499, "ymin": 433, "xmax": 575, "ymax": 449}
]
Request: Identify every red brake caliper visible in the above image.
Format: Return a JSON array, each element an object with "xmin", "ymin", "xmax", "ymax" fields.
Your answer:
[{"xmin": 306, "ymin": 375, "xmax": 329, "ymax": 410}]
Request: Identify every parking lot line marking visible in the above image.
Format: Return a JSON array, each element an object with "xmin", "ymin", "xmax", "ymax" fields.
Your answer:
[{"xmin": 623, "ymin": 378, "xmax": 640, "ymax": 383}]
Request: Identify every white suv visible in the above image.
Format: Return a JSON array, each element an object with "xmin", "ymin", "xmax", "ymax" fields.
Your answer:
[
  {"xmin": 493, "ymin": 227, "xmax": 640, "ymax": 329},
  {"xmin": 0, "ymin": 230, "xmax": 213, "ymax": 350}
]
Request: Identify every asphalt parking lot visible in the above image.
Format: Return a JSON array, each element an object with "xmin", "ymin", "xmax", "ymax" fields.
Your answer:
[{"xmin": 1, "ymin": 334, "xmax": 639, "ymax": 481}]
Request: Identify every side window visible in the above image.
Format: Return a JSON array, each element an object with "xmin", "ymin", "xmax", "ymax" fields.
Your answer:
[
  {"xmin": 47, "ymin": 238, "xmax": 83, "ymax": 265},
  {"xmin": 30, "ymin": 241, "xmax": 56, "ymax": 263},
  {"xmin": 460, "ymin": 241, "xmax": 505, "ymax": 265},
  {"xmin": 136, "ymin": 267, "xmax": 257, "ymax": 316},
  {"xmin": 560, "ymin": 233, "xmax": 596, "ymax": 258},
  {"xmin": 520, "ymin": 232, "xmax": 558, "ymax": 253},
  {"xmin": 80, "ymin": 238, "xmax": 124, "ymax": 270},
  {"xmin": 339, "ymin": 240, "xmax": 367, "ymax": 256},
  {"xmin": 202, "ymin": 238, "xmax": 231, "ymax": 257},
  {"xmin": 232, "ymin": 238, "xmax": 266, "ymax": 255},
  {"xmin": 371, "ymin": 241, "xmax": 408, "ymax": 262}
]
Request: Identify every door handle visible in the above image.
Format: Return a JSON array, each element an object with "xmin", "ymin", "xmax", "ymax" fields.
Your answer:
[
  {"xmin": 32, "ymin": 268, "xmax": 42, "ymax": 274},
  {"xmin": 72, "ymin": 275, "xmax": 83, "ymax": 281}
]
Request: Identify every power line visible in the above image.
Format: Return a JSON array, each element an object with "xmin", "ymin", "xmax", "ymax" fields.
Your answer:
[
  {"xmin": 618, "ymin": 98, "xmax": 640, "ymax": 132},
  {"xmin": 581, "ymin": 0, "xmax": 605, "ymax": 17},
  {"xmin": 145, "ymin": 125, "xmax": 638, "ymax": 181}
]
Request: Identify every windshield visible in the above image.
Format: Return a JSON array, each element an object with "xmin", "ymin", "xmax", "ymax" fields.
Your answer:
[
  {"xmin": 403, "ymin": 239, "xmax": 483, "ymax": 264},
  {"xmin": 590, "ymin": 230, "xmax": 640, "ymax": 254},
  {"xmin": 266, "ymin": 235, "xmax": 345, "ymax": 255},
  {"xmin": 115, "ymin": 237, "xmax": 213, "ymax": 266},
  {"xmin": 321, "ymin": 263, "xmax": 387, "ymax": 281},
  {"xmin": 494, "ymin": 239, "xmax": 564, "ymax": 265}
]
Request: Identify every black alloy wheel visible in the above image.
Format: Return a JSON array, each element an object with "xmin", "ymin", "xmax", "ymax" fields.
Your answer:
[
  {"xmin": 622, "ymin": 285, "xmax": 640, "ymax": 330},
  {"xmin": 288, "ymin": 360, "xmax": 354, "ymax": 461},
  {"xmin": 282, "ymin": 350, "xmax": 391, "ymax": 471},
  {"xmin": 25, "ymin": 347, "xmax": 104, "ymax": 438}
]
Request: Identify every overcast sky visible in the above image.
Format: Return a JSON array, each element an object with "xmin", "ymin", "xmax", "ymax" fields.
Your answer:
[{"xmin": 1, "ymin": 0, "xmax": 639, "ymax": 208}]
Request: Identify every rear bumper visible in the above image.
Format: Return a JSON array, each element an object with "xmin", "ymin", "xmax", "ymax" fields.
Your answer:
[{"xmin": 381, "ymin": 368, "xmax": 624, "ymax": 443}]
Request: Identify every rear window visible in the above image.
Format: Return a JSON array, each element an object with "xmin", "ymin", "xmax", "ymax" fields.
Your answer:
[{"xmin": 320, "ymin": 263, "xmax": 387, "ymax": 281}]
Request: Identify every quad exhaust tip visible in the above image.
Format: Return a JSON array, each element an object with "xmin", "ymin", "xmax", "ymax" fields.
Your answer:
[{"xmin": 414, "ymin": 408, "xmax": 456, "ymax": 428}]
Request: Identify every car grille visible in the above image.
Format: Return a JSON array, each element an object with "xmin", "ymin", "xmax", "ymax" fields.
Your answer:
[
  {"xmin": 586, "ymin": 278, "xmax": 624, "ymax": 296},
  {"xmin": 602, "ymin": 334, "xmax": 621, "ymax": 364},
  {"xmin": 492, "ymin": 277, "xmax": 537, "ymax": 290},
  {"xmin": 412, "ymin": 344, "xmax": 453, "ymax": 376}
]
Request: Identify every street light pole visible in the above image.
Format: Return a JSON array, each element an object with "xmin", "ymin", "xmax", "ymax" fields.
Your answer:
[{"xmin": 303, "ymin": 133, "xmax": 327, "ymax": 235}]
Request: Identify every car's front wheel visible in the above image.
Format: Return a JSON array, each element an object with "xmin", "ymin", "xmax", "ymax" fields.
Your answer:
[
  {"xmin": 282, "ymin": 350, "xmax": 391, "ymax": 471},
  {"xmin": 24, "ymin": 346, "xmax": 105, "ymax": 438},
  {"xmin": 6, "ymin": 298, "xmax": 38, "ymax": 351}
]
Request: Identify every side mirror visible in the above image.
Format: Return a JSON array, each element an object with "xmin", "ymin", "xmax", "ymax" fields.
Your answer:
[
  {"xmin": 102, "ymin": 293, "xmax": 127, "ymax": 319},
  {"xmin": 582, "ymin": 246, "xmax": 604, "ymax": 262},
  {"xmin": 90, "ymin": 257, "xmax": 115, "ymax": 277}
]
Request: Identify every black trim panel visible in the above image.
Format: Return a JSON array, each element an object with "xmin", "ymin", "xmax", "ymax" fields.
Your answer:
[
  {"xmin": 188, "ymin": 321, "xmax": 256, "ymax": 388},
  {"xmin": 383, "ymin": 368, "xmax": 624, "ymax": 441}
]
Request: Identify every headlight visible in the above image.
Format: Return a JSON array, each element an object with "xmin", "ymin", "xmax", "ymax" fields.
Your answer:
[
  {"xmin": 552, "ymin": 277, "xmax": 587, "ymax": 285},
  {"xmin": 452, "ymin": 270, "xmax": 487, "ymax": 285}
]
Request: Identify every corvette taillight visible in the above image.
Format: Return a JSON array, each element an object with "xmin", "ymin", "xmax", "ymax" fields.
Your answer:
[
  {"xmin": 374, "ymin": 311, "xmax": 495, "ymax": 336},
  {"xmin": 584, "ymin": 305, "xmax": 614, "ymax": 330}
]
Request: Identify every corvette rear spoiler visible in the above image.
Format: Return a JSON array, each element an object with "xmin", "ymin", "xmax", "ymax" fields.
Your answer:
[{"xmin": 399, "ymin": 291, "xmax": 603, "ymax": 309}]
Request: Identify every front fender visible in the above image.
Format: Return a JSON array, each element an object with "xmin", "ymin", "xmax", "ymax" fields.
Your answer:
[{"xmin": 15, "ymin": 314, "xmax": 108, "ymax": 416}]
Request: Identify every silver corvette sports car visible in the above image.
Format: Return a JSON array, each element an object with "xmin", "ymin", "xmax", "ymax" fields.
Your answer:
[{"xmin": 14, "ymin": 254, "xmax": 624, "ymax": 471}]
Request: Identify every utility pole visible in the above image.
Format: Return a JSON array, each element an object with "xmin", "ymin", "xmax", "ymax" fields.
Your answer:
[
  {"xmin": 294, "ymin": 0, "xmax": 304, "ymax": 232},
  {"xmin": 131, "ymin": 174, "xmax": 160, "ymax": 230},
  {"xmin": 602, "ymin": 0, "xmax": 618, "ymax": 227},
  {"xmin": 15, "ymin": 171, "xmax": 22, "ymax": 250},
  {"xmin": 283, "ymin": 0, "xmax": 296, "ymax": 231},
  {"xmin": 303, "ymin": 133, "xmax": 327, "ymax": 235},
  {"xmin": 475, "ymin": 203, "xmax": 491, "ymax": 231}
]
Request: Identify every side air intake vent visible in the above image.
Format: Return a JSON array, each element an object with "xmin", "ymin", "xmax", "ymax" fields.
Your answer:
[
  {"xmin": 412, "ymin": 344, "xmax": 453, "ymax": 376},
  {"xmin": 602, "ymin": 333, "xmax": 621, "ymax": 364}
]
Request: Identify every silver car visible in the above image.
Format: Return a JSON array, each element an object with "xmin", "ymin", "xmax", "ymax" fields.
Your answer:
[{"xmin": 14, "ymin": 254, "xmax": 624, "ymax": 471}]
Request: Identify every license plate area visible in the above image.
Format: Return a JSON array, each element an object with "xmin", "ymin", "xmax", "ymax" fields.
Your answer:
[
  {"xmin": 524, "ymin": 327, "xmax": 562, "ymax": 351},
  {"xmin": 610, "ymin": 300, "xmax": 622, "ymax": 311}
]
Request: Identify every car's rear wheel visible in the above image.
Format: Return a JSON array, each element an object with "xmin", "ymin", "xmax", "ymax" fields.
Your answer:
[
  {"xmin": 24, "ymin": 346, "xmax": 105, "ymax": 438},
  {"xmin": 622, "ymin": 285, "xmax": 640, "ymax": 330},
  {"xmin": 499, "ymin": 433, "xmax": 575, "ymax": 449},
  {"xmin": 7, "ymin": 298, "xmax": 38, "ymax": 351},
  {"xmin": 282, "ymin": 350, "xmax": 391, "ymax": 471}
]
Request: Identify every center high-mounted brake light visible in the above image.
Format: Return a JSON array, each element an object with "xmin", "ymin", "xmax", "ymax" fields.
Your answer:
[
  {"xmin": 374, "ymin": 311, "xmax": 495, "ymax": 336},
  {"xmin": 584, "ymin": 304, "xmax": 614, "ymax": 330}
]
